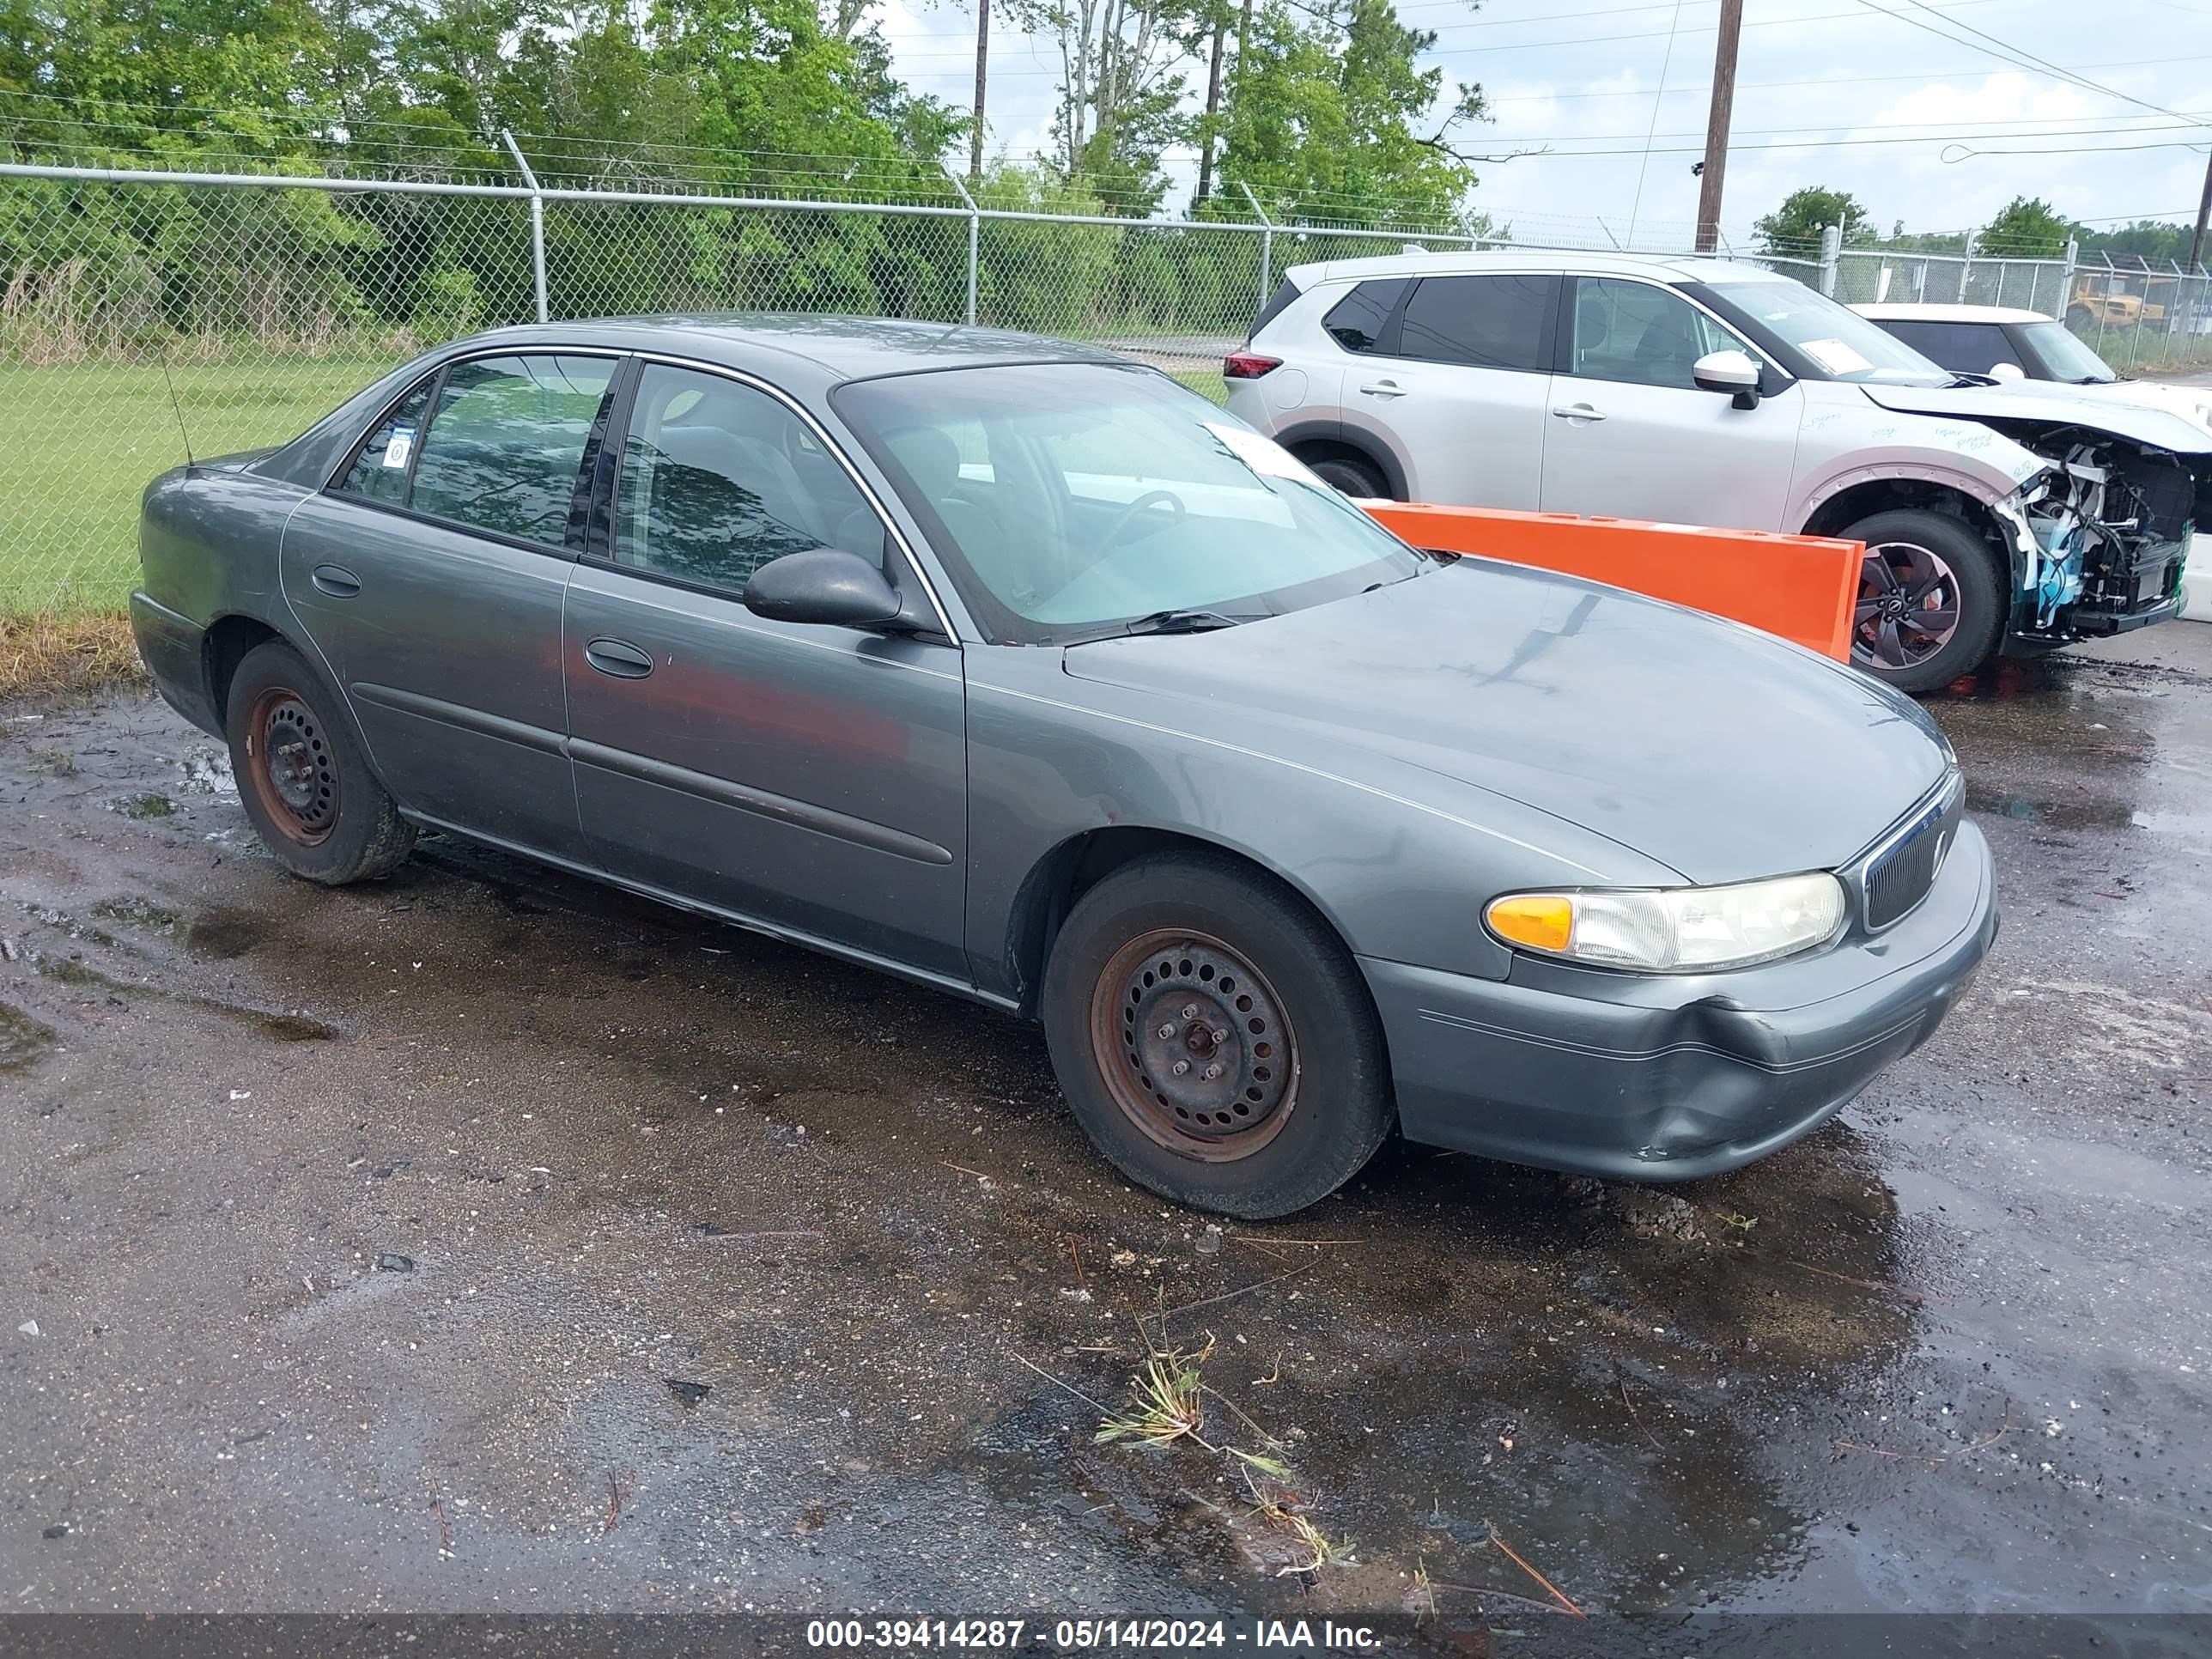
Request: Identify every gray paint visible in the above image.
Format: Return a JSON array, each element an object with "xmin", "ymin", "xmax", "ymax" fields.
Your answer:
[{"xmin": 132, "ymin": 313, "xmax": 1999, "ymax": 1182}]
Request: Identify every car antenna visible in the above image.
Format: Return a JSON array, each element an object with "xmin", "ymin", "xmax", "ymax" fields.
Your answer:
[{"xmin": 158, "ymin": 348, "xmax": 198, "ymax": 475}]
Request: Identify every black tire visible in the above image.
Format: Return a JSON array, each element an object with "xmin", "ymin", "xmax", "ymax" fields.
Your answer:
[
  {"xmin": 225, "ymin": 640, "xmax": 416, "ymax": 884},
  {"xmin": 2065, "ymin": 304, "xmax": 2094, "ymax": 331},
  {"xmin": 1041, "ymin": 852, "xmax": 1395, "ymax": 1219},
  {"xmin": 1304, "ymin": 453, "xmax": 1390, "ymax": 501},
  {"xmin": 1841, "ymin": 507, "xmax": 2006, "ymax": 696}
]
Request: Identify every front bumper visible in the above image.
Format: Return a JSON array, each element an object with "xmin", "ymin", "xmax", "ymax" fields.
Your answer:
[{"xmin": 1361, "ymin": 820, "xmax": 1998, "ymax": 1181}]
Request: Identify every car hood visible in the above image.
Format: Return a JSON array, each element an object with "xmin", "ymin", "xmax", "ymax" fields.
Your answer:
[
  {"xmin": 2058, "ymin": 379, "xmax": 2212, "ymax": 436},
  {"xmin": 1061, "ymin": 560, "xmax": 1951, "ymax": 884},
  {"xmin": 1856, "ymin": 381, "xmax": 2212, "ymax": 454}
]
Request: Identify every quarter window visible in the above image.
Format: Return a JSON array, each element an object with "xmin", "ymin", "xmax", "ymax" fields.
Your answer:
[
  {"xmin": 1322, "ymin": 279, "xmax": 1411, "ymax": 353},
  {"xmin": 611, "ymin": 364, "xmax": 883, "ymax": 594},
  {"xmin": 404, "ymin": 355, "xmax": 616, "ymax": 544},
  {"xmin": 1569, "ymin": 278, "xmax": 1747, "ymax": 390},
  {"xmin": 1395, "ymin": 274, "xmax": 1559, "ymax": 372},
  {"xmin": 339, "ymin": 379, "xmax": 435, "ymax": 505}
]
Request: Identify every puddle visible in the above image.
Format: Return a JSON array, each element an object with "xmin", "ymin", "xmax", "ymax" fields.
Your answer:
[
  {"xmin": 1966, "ymin": 785, "xmax": 2136, "ymax": 831},
  {"xmin": 0, "ymin": 1000, "xmax": 59, "ymax": 1073}
]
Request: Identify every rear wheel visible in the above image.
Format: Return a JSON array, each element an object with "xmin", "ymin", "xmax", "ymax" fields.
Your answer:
[
  {"xmin": 226, "ymin": 640, "xmax": 415, "ymax": 884},
  {"xmin": 1042, "ymin": 853, "xmax": 1395, "ymax": 1218},
  {"xmin": 1841, "ymin": 508, "xmax": 2006, "ymax": 695},
  {"xmin": 1304, "ymin": 453, "xmax": 1389, "ymax": 501}
]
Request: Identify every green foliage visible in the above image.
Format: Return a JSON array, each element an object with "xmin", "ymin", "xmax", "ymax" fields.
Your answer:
[
  {"xmin": 1979, "ymin": 195, "xmax": 2078, "ymax": 258},
  {"xmin": 1753, "ymin": 186, "xmax": 1875, "ymax": 254},
  {"xmin": 1216, "ymin": 0, "xmax": 1479, "ymax": 231}
]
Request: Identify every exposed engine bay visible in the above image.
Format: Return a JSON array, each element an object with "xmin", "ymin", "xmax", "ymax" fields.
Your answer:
[{"xmin": 1990, "ymin": 424, "xmax": 2206, "ymax": 641}]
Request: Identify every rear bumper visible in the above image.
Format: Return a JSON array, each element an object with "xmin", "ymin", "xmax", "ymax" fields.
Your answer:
[
  {"xmin": 1362, "ymin": 821, "xmax": 1998, "ymax": 1182},
  {"xmin": 128, "ymin": 590, "xmax": 220, "ymax": 735}
]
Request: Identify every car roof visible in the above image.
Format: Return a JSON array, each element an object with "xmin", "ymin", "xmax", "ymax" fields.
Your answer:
[
  {"xmin": 1279, "ymin": 248, "xmax": 1793, "ymax": 288},
  {"xmin": 1852, "ymin": 302, "xmax": 2053, "ymax": 324},
  {"xmin": 451, "ymin": 313, "xmax": 1128, "ymax": 382}
]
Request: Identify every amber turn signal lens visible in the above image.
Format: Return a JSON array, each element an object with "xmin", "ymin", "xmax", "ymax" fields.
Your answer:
[{"xmin": 1485, "ymin": 894, "xmax": 1573, "ymax": 954}]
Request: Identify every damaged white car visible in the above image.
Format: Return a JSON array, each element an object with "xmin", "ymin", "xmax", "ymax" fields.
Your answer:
[{"xmin": 1228, "ymin": 252, "xmax": 2209, "ymax": 691}]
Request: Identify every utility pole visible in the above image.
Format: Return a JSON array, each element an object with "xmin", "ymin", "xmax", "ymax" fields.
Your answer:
[
  {"xmin": 969, "ymin": 0, "xmax": 990, "ymax": 185},
  {"xmin": 1195, "ymin": 7, "xmax": 1228, "ymax": 206},
  {"xmin": 2190, "ymin": 146, "xmax": 2212, "ymax": 271},
  {"xmin": 1692, "ymin": 0, "xmax": 1743, "ymax": 254}
]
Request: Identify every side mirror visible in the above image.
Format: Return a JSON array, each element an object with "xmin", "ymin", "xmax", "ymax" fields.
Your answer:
[
  {"xmin": 1989, "ymin": 362, "xmax": 2027, "ymax": 383},
  {"xmin": 743, "ymin": 546, "xmax": 905, "ymax": 629},
  {"xmin": 1692, "ymin": 349, "xmax": 1764, "ymax": 410}
]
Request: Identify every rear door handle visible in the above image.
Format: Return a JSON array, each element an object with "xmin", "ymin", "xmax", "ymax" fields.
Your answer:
[
  {"xmin": 310, "ymin": 563, "xmax": 362, "ymax": 598},
  {"xmin": 583, "ymin": 637, "xmax": 655, "ymax": 679},
  {"xmin": 1358, "ymin": 380, "xmax": 1406, "ymax": 399},
  {"xmin": 1551, "ymin": 403, "xmax": 1607, "ymax": 422}
]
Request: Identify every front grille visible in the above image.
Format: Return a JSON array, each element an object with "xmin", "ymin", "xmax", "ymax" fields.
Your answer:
[{"xmin": 1861, "ymin": 775, "xmax": 1964, "ymax": 931}]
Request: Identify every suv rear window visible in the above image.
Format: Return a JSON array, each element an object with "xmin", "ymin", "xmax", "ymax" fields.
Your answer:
[
  {"xmin": 1397, "ymin": 274, "xmax": 1559, "ymax": 372},
  {"xmin": 1322, "ymin": 279, "xmax": 1411, "ymax": 353}
]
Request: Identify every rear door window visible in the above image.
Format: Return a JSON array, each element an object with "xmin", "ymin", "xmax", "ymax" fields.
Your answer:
[
  {"xmin": 1395, "ymin": 274, "xmax": 1559, "ymax": 372},
  {"xmin": 404, "ymin": 355, "xmax": 617, "ymax": 545},
  {"xmin": 1322, "ymin": 279, "xmax": 1412, "ymax": 354}
]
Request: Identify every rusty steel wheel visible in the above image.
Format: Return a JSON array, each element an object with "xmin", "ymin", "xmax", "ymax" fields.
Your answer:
[
  {"xmin": 224, "ymin": 640, "xmax": 415, "ymax": 885},
  {"xmin": 243, "ymin": 686, "xmax": 339, "ymax": 846},
  {"xmin": 1042, "ymin": 852, "xmax": 1394, "ymax": 1218},
  {"xmin": 1087, "ymin": 928, "xmax": 1301, "ymax": 1163}
]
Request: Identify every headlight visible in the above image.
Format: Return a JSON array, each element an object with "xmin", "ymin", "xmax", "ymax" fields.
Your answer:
[{"xmin": 1486, "ymin": 872, "xmax": 1845, "ymax": 972}]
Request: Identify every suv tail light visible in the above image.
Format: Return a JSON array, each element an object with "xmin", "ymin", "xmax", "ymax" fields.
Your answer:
[{"xmin": 1223, "ymin": 351, "xmax": 1282, "ymax": 380}]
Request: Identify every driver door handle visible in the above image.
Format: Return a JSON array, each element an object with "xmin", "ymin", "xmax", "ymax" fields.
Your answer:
[
  {"xmin": 1551, "ymin": 402, "xmax": 1607, "ymax": 422},
  {"xmin": 583, "ymin": 637, "xmax": 655, "ymax": 679},
  {"xmin": 1358, "ymin": 380, "xmax": 1407, "ymax": 399}
]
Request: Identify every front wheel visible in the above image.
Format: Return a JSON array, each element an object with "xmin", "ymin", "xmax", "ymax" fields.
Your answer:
[
  {"xmin": 225, "ymin": 639, "xmax": 416, "ymax": 884},
  {"xmin": 1841, "ymin": 508, "xmax": 2006, "ymax": 695},
  {"xmin": 1041, "ymin": 853, "xmax": 1395, "ymax": 1219}
]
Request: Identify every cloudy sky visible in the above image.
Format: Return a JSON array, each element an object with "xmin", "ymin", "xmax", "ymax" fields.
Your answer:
[{"xmin": 865, "ymin": 0, "xmax": 2212, "ymax": 246}]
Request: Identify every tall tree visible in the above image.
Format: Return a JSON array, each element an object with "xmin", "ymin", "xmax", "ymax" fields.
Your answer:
[
  {"xmin": 1752, "ymin": 185, "xmax": 1874, "ymax": 253},
  {"xmin": 1980, "ymin": 195, "xmax": 2078, "ymax": 258},
  {"xmin": 1215, "ymin": 0, "xmax": 1486, "ymax": 230}
]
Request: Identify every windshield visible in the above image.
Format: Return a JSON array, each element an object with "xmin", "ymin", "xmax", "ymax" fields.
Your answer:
[
  {"xmin": 1699, "ymin": 281, "xmax": 1952, "ymax": 385},
  {"xmin": 2015, "ymin": 321, "xmax": 2118, "ymax": 384},
  {"xmin": 835, "ymin": 363, "xmax": 1429, "ymax": 644}
]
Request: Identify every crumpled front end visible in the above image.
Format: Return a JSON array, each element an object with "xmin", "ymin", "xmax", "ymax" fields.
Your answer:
[{"xmin": 1992, "ymin": 433, "xmax": 2203, "ymax": 647}]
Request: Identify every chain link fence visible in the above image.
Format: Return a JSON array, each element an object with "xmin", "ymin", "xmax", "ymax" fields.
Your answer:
[{"xmin": 3, "ymin": 153, "xmax": 2207, "ymax": 613}]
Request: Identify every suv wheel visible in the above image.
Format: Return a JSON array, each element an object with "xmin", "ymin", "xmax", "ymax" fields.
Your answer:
[
  {"xmin": 1304, "ymin": 453, "xmax": 1389, "ymax": 501},
  {"xmin": 226, "ymin": 640, "xmax": 416, "ymax": 884},
  {"xmin": 1042, "ymin": 853, "xmax": 1395, "ymax": 1219},
  {"xmin": 1843, "ymin": 508, "xmax": 2006, "ymax": 695}
]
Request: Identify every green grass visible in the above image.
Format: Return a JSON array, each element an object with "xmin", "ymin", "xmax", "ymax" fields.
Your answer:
[
  {"xmin": 1169, "ymin": 367, "xmax": 1228, "ymax": 405},
  {"xmin": 0, "ymin": 358, "xmax": 383, "ymax": 614}
]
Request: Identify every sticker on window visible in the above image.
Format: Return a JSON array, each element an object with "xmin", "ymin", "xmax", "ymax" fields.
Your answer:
[
  {"xmin": 1799, "ymin": 338, "xmax": 1873, "ymax": 376},
  {"xmin": 384, "ymin": 426, "xmax": 415, "ymax": 469},
  {"xmin": 1205, "ymin": 421, "xmax": 1316, "ymax": 483}
]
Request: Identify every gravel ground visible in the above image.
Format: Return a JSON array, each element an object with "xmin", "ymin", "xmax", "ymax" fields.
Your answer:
[{"xmin": 1, "ymin": 626, "xmax": 2208, "ymax": 1643}]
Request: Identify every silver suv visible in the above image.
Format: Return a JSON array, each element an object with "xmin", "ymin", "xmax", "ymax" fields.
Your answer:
[{"xmin": 1226, "ymin": 250, "xmax": 2208, "ymax": 692}]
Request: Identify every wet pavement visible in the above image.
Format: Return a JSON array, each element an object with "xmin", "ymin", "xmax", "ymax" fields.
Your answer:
[{"xmin": 2, "ymin": 629, "xmax": 2209, "ymax": 1633}]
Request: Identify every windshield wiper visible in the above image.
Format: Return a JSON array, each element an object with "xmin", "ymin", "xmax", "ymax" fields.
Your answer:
[{"xmin": 1118, "ymin": 608, "xmax": 1258, "ymax": 636}]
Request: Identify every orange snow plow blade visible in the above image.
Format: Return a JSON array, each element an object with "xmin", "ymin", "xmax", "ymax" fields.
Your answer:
[{"xmin": 1364, "ymin": 502, "xmax": 1860, "ymax": 664}]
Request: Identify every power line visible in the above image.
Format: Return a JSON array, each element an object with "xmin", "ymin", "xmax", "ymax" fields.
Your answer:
[
  {"xmin": 1852, "ymin": 0, "xmax": 2212, "ymax": 131},
  {"xmin": 1626, "ymin": 0, "xmax": 1689, "ymax": 241}
]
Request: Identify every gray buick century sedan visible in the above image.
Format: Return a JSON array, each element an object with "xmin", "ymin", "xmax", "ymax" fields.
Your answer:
[{"xmin": 131, "ymin": 317, "xmax": 1997, "ymax": 1218}]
